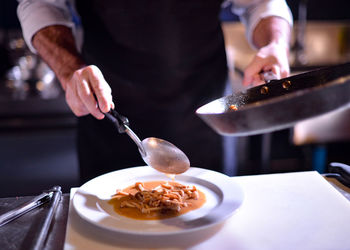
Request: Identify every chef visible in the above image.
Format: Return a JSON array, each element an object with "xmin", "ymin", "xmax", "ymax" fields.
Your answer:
[{"xmin": 17, "ymin": 0, "xmax": 293, "ymax": 183}]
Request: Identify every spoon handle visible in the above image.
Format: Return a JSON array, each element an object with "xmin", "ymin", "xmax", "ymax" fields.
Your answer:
[
  {"xmin": 123, "ymin": 124, "xmax": 146, "ymax": 157},
  {"xmin": 103, "ymin": 109, "xmax": 146, "ymax": 157},
  {"xmin": 104, "ymin": 109, "xmax": 130, "ymax": 134}
]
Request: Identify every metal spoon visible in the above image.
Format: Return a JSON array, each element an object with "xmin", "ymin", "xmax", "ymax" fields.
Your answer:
[{"xmin": 104, "ymin": 109, "xmax": 190, "ymax": 174}]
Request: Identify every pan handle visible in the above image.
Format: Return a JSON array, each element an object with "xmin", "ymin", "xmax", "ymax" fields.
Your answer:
[{"xmin": 260, "ymin": 71, "xmax": 278, "ymax": 83}]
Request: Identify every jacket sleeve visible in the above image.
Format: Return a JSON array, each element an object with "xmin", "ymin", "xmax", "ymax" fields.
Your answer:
[
  {"xmin": 229, "ymin": 0, "xmax": 293, "ymax": 49},
  {"xmin": 17, "ymin": 0, "xmax": 81, "ymax": 53}
]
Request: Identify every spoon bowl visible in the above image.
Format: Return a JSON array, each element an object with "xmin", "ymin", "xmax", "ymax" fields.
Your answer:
[{"xmin": 141, "ymin": 137, "xmax": 190, "ymax": 174}]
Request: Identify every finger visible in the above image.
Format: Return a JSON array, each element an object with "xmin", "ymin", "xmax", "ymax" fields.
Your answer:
[
  {"xmin": 244, "ymin": 67, "xmax": 265, "ymax": 86},
  {"xmin": 87, "ymin": 66, "xmax": 113, "ymax": 113},
  {"xmin": 65, "ymin": 80, "xmax": 90, "ymax": 117},
  {"xmin": 268, "ymin": 65, "xmax": 281, "ymax": 79},
  {"xmin": 243, "ymin": 59, "xmax": 265, "ymax": 86},
  {"xmin": 251, "ymin": 74, "xmax": 265, "ymax": 86},
  {"xmin": 242, "ymin": 74, "xmax": 253, "ymax": 86},
  {"xmin": 280, "ymin": 66, "xmax": 290, "ymax": 78},
  {"xmin": 77, "ymin": 78, "xmax": 105, "ymax": 119},
  {"xmin": 95, "ymin": 83, "xmax": 113, "ymax": 113}
]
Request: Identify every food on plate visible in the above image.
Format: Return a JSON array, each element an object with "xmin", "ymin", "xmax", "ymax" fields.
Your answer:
[{"xmin": 109, "ymin": 181, "xmax": 206, "ymax": 220}]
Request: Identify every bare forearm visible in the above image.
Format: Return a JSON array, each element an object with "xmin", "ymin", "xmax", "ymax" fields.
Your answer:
[
  {"xmin": 32, "ymin": 25, "xmax": 85, "ymax": 90},
  {"xmin": 252, "ymin": 16, "xmax": 291, "ymax": 50}
]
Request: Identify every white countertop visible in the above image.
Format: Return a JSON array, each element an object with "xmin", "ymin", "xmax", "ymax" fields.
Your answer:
[{"xmin": 64, "ymin": 171, "xmax": 350, "ymax": 250}]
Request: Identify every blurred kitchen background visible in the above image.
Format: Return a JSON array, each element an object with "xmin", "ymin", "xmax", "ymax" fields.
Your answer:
[{"xmin": 0, "ymin": 0, "xmax": 349, "ymax": 197}]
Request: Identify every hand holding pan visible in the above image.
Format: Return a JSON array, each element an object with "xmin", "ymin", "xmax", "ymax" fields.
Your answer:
[{"xmin": 196, "ymin": 62, "xmax": 350, "ymax": 136}]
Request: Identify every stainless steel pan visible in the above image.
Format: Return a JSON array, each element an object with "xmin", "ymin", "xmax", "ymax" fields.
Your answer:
[{"xmin": 196, "ymin": 62, "xmax": 350, "ymax": 136}]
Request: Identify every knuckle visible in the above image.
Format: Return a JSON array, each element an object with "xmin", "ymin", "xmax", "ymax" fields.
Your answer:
[{"xmin": 85, "ymin": 65, "xmax": 100, "ymax": 77}]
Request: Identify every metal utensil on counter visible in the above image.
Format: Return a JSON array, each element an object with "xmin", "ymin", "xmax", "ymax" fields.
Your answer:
[
  {"xmin": 104, "ymin": 109, "xmax": 190, "ymax": 174},
  {"xmin": 0, "ymin": 186, "xmax": 61, "ymax": 227},
  {"xmin": 324, "ymin": 162, "xmax": 350, "ymax": 188},
  {"xmin": 31, "ymin": 186, "xmax": 62, "ymax": 250}
]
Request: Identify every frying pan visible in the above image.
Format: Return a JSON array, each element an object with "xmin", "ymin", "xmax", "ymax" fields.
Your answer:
[{"xmin": 196, "ymin": 62, "xmax": 350, "ymax": 136}]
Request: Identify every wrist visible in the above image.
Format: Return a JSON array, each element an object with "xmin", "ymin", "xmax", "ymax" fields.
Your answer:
[
  {"xmin": 56, "ymin": 58, "xmax": 86, "ymax": 90},
  {"xmin": 253, "ymin": 16, "xmax": 291, "ymax": 51}
]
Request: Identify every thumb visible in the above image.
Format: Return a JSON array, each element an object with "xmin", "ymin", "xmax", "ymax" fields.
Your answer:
[{"xmin": 242, "ymin": 74, "xmax": 253, "ymax": 86}]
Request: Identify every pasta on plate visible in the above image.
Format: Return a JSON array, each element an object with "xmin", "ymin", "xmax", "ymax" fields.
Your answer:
[{"xmin": 109, "ymin": 181, "xmax": 206, "ymax": 220}]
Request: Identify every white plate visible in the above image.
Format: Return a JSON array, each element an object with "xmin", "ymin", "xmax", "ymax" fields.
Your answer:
[{"xmin": 72, "ymin": 166, "xmax": 243, "ymax": 238}]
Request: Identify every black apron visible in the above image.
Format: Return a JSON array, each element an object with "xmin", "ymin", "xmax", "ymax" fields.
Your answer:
[{"xmin": 75, "ymin": 0, "xmax": 228, "ymax": 183}]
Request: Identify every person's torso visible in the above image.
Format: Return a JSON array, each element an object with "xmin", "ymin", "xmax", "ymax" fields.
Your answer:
[
  {"xmin": 75, "ymin": 0, "xmax": 227, "ymax": 174},
  {"xmin": 75, "ymin": 0, "xmax": 227, "ymax": 109}
]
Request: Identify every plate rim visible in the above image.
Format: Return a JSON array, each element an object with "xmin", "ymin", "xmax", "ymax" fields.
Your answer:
[{"xmin": 72, "ymin": 166, "xmax": 244, "ymax": 236}]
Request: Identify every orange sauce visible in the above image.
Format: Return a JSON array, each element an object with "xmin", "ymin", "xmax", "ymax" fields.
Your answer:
[{"xmin": 108, "ymin": 181, "xmax": 206, "ymax": 220}]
